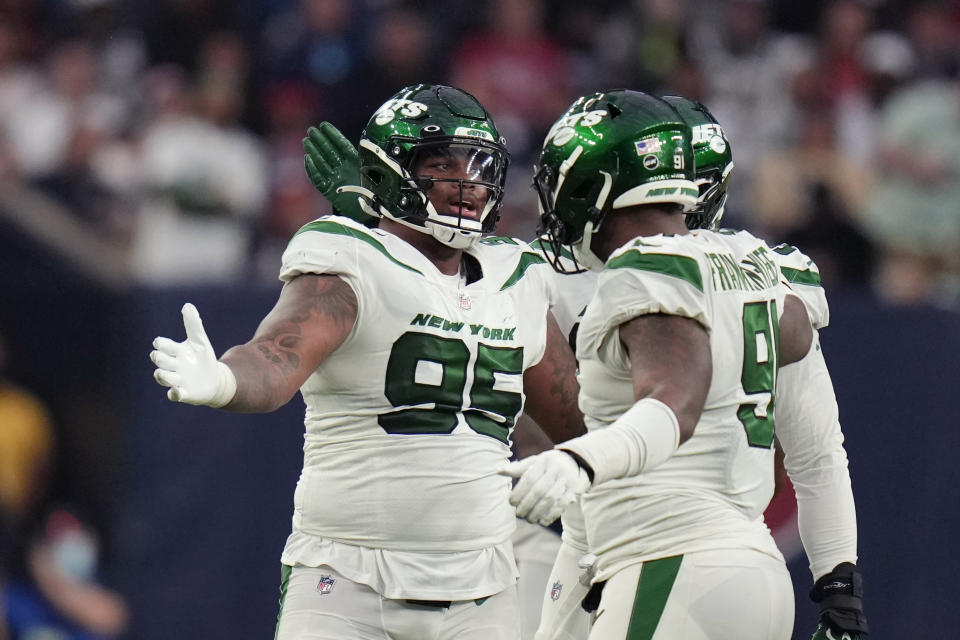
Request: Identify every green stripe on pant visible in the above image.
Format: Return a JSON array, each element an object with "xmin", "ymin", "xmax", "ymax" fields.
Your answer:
[{"xmin": 627, "ymin": 555, "xmax": 683, "ymax": 640}]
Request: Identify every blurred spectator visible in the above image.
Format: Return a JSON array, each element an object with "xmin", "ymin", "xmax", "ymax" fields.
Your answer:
[
  {"xmin": 592, "ymin": 0, "xmax": 691, "ymax": 92},
  {"xmin": 3, "ymin": 507, "xmax": 129, "ymax": 639},
  {"xmin": 143, "ymin": 0, "xmax": 235, "ymax": 72},
  {"xmin": 689, "ymin": 0, "xmax": 815, "ymax": 225},
  {"xmin": 252, "ymin": 81, "xmax": 325, "ymax": 281},
  {"xmin": 450, "ymin": 0, "xmax": 571, "ymax": 162},
  {"xmin": 901, "ymin": 0, "xmax": 960, "ymax": 80},
  {"xmin": 259, "ymin": 0, "xmax": 363, "ymax": 133},
  {"xmin": 859, "ymin": 75, "xmax": 960, "ymax": 305},
  {"xmin": 2, "ymin": 39, "xmax": 125, "ymax": 191},
  {"xmin": 751, "ymin": 106, "xmax": 875, "ymax": 288},
  {"xmin": 130, "ymin": 47, "xmax": 268, "ymax": 285},
  {"xmin": 345, "ymin": 5, "xmax": 443, "ymax": 140},
  {"xmin": 835, "ymin": 30, "xmax": 916, "ymax": 163},
  {"xmin": 0, "ymin": 329, "xmax": 54, "ymax": 544},
  {"xmin": 816, "ymin": 0, "xmax": 876, "ymax": 103},
  {"xmin": 0, "ymin": 327, "xmax": 128, "ymax": 639}
]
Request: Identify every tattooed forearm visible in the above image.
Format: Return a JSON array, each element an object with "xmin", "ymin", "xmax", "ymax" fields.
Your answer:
[{"xmin": 221, "ymin": 274, "xmax": 358, "ymax": 412}]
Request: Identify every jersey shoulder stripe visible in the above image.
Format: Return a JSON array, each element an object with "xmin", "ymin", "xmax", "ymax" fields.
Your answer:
[
  {"xmin": 780, "ymin": 265, "xmax": 822, "ymax": 287},
  {"xmin": 293, "ymin": 218, "xmax": 423, "ymax": 275},
  {"xmin": 606, "ymin": 249, "xmax": 703, "ymax": 292},
  {"xmin": 772, "ymin": 243, "xmax": 822, "ymax": 287}
]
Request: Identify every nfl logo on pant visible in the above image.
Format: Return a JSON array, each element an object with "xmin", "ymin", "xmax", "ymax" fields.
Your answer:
[
  {"xmin": 550, "ymin": 581, "xmax": 563, "ymax": 601},
  {"xmin": 316, "ymin": 575, "xmax": 335, "ymax": 594}
]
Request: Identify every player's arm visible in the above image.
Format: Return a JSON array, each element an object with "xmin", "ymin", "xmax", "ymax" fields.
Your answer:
[
  {"xmin": 776, "ymin": 331, "xmax": 868, "ymax": 638},
  {"xmin": 502, "ymin": 312, "xmax": 711, "ymax": 525},
  {"xmin": 619, "ymin": 312, "xmax": 711, "ymax": 446},
  {"xmin": 151, "ymin": 274, "xmax": 358, "ymax": 413},
  {"xmin": 220, "ymin": 274, "xmax": 358, "ymax": 411},
  {"xmin": 522, "ymin": 310, "xmax": 586, "ymax": 443},
  {"xmin": 779, "ymin": 293, "xmax": 813, "ymax": 366}
]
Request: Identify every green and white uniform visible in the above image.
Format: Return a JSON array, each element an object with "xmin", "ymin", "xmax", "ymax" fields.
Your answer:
[
  {"xmin": 278, "ymin": 215, "xmax": 553, "ymax": 601},
  {"xmin": 576, "ymin": 229, "xmax": 789, "ymax": 582}
]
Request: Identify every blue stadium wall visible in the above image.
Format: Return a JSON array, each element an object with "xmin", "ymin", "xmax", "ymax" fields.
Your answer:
[{"xmin": 3, "ymin": 278, "xmax": 958, "ymax": 639}]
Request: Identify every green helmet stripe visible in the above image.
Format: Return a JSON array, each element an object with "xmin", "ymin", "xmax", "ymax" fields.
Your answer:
[
  {"xmin": 500, "ymin": 252, "xmax": 547, "ymax": 291},
  {"xmin": 294, "ymin": 220, "xmax": 424, "ymax": 275},
  {"xmin": 780, "ymin": 266, "xmax": 822, "ymax": 287},
  {"xmin": 606, "ymin": 249, "xmax": 703, "ymax": 292}
]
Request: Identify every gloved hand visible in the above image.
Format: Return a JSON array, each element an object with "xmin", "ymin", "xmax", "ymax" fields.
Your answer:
[
  {"xmin": 809, "ymin": 562, "xmax": 869, "ymax": 639},
  {"xmin": 303, "ymin": 122, "xmax": 376, "ymax": 225},
  {"xmin": 810, "ymin": 623, "xmax": 863, "ymax": 640},
  {"xmin": 499, "ymin": 450, "xmax": 590, "ymax": 526},
  {"xmin": 151, "ymin": 303, "xmax": 237, "ymax": 408}
]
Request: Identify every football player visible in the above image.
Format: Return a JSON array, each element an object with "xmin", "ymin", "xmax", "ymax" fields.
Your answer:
[
  {"xmin": 303, "ymin": 98, "xmax": 571, "ymax": 640},
  {"xmin": 150, "ymin": 84, "xmax": 585, "ymax": 640},
  {"xmin": 501, "ymin": 90, "xmax": 867, "ymax": 640}
]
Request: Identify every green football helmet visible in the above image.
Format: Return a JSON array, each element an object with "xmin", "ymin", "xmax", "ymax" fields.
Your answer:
[
  {"xmin": 355, "ymin": 84, "xmax": 510, "ymax": 249},
  {"xmin": 660, "ymin": 95, "xmax": 734, "ymax": 231},
  {"xmin": 534, "ymin": 89, "xmax": 699, "ymax": 272}
]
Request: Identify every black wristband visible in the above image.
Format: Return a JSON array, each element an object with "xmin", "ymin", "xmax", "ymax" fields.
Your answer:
[{"xmin": 810, "ymin": 562, "xmax": 869, "ymax": 635}]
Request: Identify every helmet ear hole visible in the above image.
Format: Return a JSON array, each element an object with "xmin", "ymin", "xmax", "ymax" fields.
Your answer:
[{"xmin": 568, "ymin": 179, "xmax": 596, "ymax": 202}]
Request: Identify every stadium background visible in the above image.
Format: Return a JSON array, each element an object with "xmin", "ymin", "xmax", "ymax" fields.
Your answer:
[{"xmin": 1, "ymin": 0, "xmax": 958, "ymax": 637}]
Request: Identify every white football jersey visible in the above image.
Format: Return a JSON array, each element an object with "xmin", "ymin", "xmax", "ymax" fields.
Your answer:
[
  {"xmin": 277, "ymin": 216, "xmax": 554, "ymax": 600},
  {"xmin": 576, "ymin": 230, "xmax": 791, "ymax": 581}
]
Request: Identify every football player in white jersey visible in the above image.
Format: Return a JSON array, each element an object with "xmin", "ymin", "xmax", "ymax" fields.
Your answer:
[
  {"xmin": 501, "ymin": 90, "xmax": 868, "ymax": 640},
  {"xmin": 150, "ymin": 84, "xmax": 585, "ymax": 640},
  {"xmin": 302, "ymin": 92, "xmax": 576, "ymax": 640}
]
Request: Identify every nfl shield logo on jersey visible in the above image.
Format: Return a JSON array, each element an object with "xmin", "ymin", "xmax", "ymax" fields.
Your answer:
[
  {"xmin": 550, "ymin": 581, "xmax": 563, "ymax": 601},
  {"xmin": 316, "ymin": 575, "xmax": 335, "ymax": 595},
  {"xmin": 459, "ymin": 293, "xmax": 472, "ymax": 311}
]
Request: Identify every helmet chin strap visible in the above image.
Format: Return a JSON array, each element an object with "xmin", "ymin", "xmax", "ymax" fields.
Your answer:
[
  {"xmin": 570, "ymin": 170, "xmax": 613, "ymax": 272},
  {"xmin": 572, "ymin": 220, "xmax": 607, "ymax": 272}
]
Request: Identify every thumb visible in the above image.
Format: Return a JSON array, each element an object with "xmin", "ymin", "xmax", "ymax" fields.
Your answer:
[
  {"xmin": 497, "ymin": 457, "xmax": 534, "ymax": 478},
  {"xmin": 181, "ymin": 303, "xmax": 210, "ymax": 346}
]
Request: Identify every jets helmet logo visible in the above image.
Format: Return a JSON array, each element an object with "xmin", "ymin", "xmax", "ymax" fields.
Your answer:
[{"xmin": 373, "ymin": 99, "xmax": 429, "ymax": 125}]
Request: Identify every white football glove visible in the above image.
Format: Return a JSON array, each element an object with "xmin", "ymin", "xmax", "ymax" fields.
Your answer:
[
  {"xmin": 499, "ymin": 450, "xmax": 590, "ymax": 526},
  {"xmin": 150, "ymin": 303, "xmax": 237, "ymax": 408}
]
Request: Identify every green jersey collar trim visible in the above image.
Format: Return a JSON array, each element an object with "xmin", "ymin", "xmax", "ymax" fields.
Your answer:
[
  {"xmin": 606, "ymin": 250, "xmax": 703, "ymax": 292},
  {"xmin": 500, "ymin": 252, "xmax": 547, "ymax": 291},
  {"xmin": 294, "ymin": 220, "xmax": 423, "ymax": 275},
  {"xmin": 530, "ymin": 237, "xmax": 576, "ymax": 262}
]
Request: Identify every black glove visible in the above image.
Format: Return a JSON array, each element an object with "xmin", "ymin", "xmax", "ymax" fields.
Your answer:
[
  {"xmin": 303, "ymin": 122, "xmax": 377, "ymax": 226},
  {"xmin": 809, "ymin": 562, "xmax": 869, "ymax": 637}
]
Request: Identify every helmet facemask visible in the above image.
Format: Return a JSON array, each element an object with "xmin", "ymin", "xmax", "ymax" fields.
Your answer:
[
  {"xmin": 687, "ymin": 162, "xmax": 733, "ymax": 230},
  {"xmin": 357, "ymin": 84, "xmax": 510, "ymax": 249},
  {"xmin": 533, "ymin": 161, "xmax": 608, "ymax": 274}
]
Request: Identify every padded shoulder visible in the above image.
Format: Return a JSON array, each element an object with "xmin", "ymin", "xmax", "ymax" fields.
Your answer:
[
  {"xmin": 580, "ymin": 234, "xmax": 712, "ymax": 356},
  {"xmin": 280, "ymin": 215, "xmax": 424, "ymax": 283},
  {"xmin": 770, "ymin": 242, "xmax": 829, "ymax": 328}
]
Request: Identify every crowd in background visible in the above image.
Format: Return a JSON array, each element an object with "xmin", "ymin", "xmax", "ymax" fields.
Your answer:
[
  {"xmin": 1, "ymin": 0, "xmax": 960, "ymax": 299},
  {"xmin": 2, "ymin": 1, "xmax": 959, "ymax": 636}
]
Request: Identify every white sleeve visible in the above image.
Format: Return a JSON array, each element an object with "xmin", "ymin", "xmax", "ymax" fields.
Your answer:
[{"xmin": 775, "ymin": 329, "xmax": 858, "ymax": 580}]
